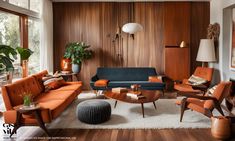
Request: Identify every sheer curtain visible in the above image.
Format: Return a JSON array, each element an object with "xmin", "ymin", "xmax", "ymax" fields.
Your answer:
[{"xmin": 40, "ymin": 0, "xmax": 53, "ymax": 73}]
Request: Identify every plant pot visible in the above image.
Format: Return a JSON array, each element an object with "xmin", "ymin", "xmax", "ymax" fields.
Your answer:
[
  {"xmin": 72, "ymin": 64, "xmax": 81, "ymax": 73},
  {"xmin": 6, "ymin": 71, "xmax": 13, "ymax": 84},
  {"xmin": 22, "ymin": 60, "xmax": 28, "ymax": 78},
  {"xmin": 61, "ymin": 58, "xmax": 72, "ymax": 72},
  {"xmin": 211, "ymin": 116, "xmax": 231, "ymax": 140}
]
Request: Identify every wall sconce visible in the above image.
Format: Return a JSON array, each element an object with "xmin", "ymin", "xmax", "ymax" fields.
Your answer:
[
  {"xmin": 122, "ymin": 23, "xmax": 143, "ymax": 39},
  {"xmin": 180, "ymin": 41, "xmax": 187, "ymax": 48}
]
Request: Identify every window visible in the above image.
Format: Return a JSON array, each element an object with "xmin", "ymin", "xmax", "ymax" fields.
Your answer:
[
  {"xmin": 9, "ymin": 0, "xmax": 29, "ymax": 9},
  {"xmin": 0, "ymin": 11, "xmax": 22, "ymax": 78},
  {"xmin": 7, "ymin": 0, "xmax": 41, "ymax": 13},
  {"xmin": 30, "ymin": 0, "xmax": 41, "ymax": 13},
  {"xmin": 0, "ymin": 0, "xmax": 41, "ymax": 81},
  {"xmin": 231, "ymin": 8, "xmax": 235, "ymax": 69},
  {"xmin": 28, "ymin": 18, "xmax": 40, "ymax": 74}
]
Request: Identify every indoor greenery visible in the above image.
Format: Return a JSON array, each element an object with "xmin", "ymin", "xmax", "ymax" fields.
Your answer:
[
  {"xmin": 64, "ymin": 42, "xmax": 93, "ymax": 65},
  {"xmin": 0, "ymin": 45, "xmax": 17, "ymax": 72},
  {"xmin": 16, "ymin": 47, "xmax": 34, "ymax": 61},
  {"xmin": 20, "ymin": 91, "xmax": 33, "ymax": 107}
]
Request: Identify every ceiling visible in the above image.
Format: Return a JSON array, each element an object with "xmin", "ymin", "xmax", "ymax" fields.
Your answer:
[{"xmin": 52, "ymin": 0, "xmax": 211, "ymax": 2}]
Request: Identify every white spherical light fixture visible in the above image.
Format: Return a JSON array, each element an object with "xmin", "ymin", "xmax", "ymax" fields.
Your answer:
[{"xmin": 122, "ymin": 23, "xmax": 143, "ymax": 34}]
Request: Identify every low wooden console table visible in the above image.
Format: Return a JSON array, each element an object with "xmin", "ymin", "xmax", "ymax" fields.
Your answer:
[{"xmin": 11, "ymin": 105, "xmax": 50, "ymax": 137}]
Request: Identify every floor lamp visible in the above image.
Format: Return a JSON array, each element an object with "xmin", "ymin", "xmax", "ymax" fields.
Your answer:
[{"xmin": 196, "ymin": 39, "xmax": 216, "ymax": 67}]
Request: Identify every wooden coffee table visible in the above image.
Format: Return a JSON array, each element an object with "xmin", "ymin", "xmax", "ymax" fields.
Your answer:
[{"xmin": 104, "ymin": 90, "xmax": 161, "ymax": 118}]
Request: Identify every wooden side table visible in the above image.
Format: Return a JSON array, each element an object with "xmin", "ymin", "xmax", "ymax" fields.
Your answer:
[
  {"xmin": 10, "ymin": 105, "xmax": 50, "ymax": 137},
  {"xmin": 59, "ymin": 72, "xmax": 79, "ymax": 82}
]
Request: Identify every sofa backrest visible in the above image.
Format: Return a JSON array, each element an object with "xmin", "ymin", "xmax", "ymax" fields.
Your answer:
[
  {"xmin": 96, "ymin": 67, "xmax": 157, "ymax": 81},
  {"xmin": 2, "ymin": 76, "xmax": 42, "ymax": 110},
  {"xmin": 32, "ymin": 70, "xmax": 48, "ymax": 93}
]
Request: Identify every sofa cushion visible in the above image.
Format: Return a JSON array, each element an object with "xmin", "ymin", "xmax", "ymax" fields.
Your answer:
[
  {"xmin": 38, "ymin": 99, "xmax": 68, "ymax": 119},
  {"xmin": 94, "ymin": 79, "xmax": 109, "ymax": 87},
  {"xmin": 43, "ymin": 76, "xmax": 65, "ymax": 91},
  {"xmin": 96, "ymin": 67, "xmax": 157, "ymax": 81},
  {"xmin": 5, "ymin": 76, "xmax": 41, "ymax": 107},
  {"xmin": 32, "ymin": 70, "xmax": 49, "ymax": 92},
  {"xmin": 35, "ymin": 90, "xmax": 75, "ymax": 102},
  {"xmin": 188, "ymin": 75, "xmax": 207, "ymax": 85},
  {"xmin": 53, "ymin": 82, "xmax": 82, "ymax": 92},
  {"xmin": 148, "ymin": 76, "xmax": 162, "ymax": 83}
]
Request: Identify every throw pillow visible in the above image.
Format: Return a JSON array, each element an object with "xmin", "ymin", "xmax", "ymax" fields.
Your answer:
[
  {"xmin": 188, "ymin": 75, "xmax": 207, "ymax": 85},
  {"xmin": 43, "ymin": 75, "xmax": 65, "ymax": 91},
  {"xmin": 206, "ymin": 85, "xmax": 218, "ymax": 96},
  {"xmin": 94, "ymin": 79, "xmax": 109, "ymax": 87},
  {"xmin": 148, "ymin": 76, "xmax": 162, "ymax": 83}
]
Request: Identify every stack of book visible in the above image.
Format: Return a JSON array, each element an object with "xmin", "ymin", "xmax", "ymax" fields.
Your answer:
[
  {"xmin": 112, "ymin": 87, "xmax": 128, "ymax": 93},
  {"xmin": 126, "ymin": 92, "xmax": 145, "ymax": 99}
]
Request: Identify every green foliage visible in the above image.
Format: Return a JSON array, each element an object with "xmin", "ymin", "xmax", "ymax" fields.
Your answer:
[
  {"xmin": 0, "ymin": 45, "xmax": 17, "ymax": 71},
  {"xmin": 64, "ymin": 42, "xmax": 93, "ymax": 65},
  {"xmin": 16, "ymin": 47, "xmax": 33, "ymax": 61},
  {"xmin": 0, "ymin": 13, "xmax": 20, "ymax": 48}
]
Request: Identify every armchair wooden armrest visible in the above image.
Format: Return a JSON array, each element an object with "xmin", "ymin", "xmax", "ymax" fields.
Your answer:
[{"xmin": 178, "ymin": 91, "xmax": 224, "ymax": 116}]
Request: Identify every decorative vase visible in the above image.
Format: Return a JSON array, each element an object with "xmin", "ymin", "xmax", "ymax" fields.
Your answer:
[
  {"xmin": 22, "ymin": 60, "xmax": 28, "ymax": 78},
  {"xmin": 61, "ymin": 58, "xmax": 72, "ymax": 72},
  {"xmin": 211, "ymin": 116, "xmax": 231, "ymax": 140},
  {"xmin": 72, "ymin": 64, "xmax": 81, "ymax": 73},
  {"xmin": 6, "ymin": 71, "xmax": 13, "ymax": 84}
]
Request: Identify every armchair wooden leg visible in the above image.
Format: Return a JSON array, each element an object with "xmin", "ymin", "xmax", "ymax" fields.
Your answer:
[
  {"xmin": 214, "ymin": 101, "xmax": 224, "ymax": 116},
  {"xmin": 180, "ymin": 98, "xmax": 187, "ymax": 122}
]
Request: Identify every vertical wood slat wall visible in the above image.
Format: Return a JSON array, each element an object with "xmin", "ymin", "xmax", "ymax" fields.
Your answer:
[{"xmin": 53, "ymin": 2, "xmax": 210, "ymax": 89}]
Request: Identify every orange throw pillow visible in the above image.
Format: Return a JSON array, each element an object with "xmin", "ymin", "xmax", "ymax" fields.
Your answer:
[
  {"xmin": 94, "ymin": 79, "xmax": 109, "ymax": 87},
  {"xmin": 148, "ymin": 76, "xmax": 162, "ymax": 83},
  {"xmin": 43, "ymin": 75, "xmax": 65, "ymax": 91}
]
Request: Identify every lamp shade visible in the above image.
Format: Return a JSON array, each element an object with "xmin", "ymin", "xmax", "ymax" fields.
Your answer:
[
  {"xmin": 122, "ymin": 23, "xmax": 143, "ymax": 34},
  {"xmin": 196, "ymin": 39, "xmax": 216, "ymax": 62}
]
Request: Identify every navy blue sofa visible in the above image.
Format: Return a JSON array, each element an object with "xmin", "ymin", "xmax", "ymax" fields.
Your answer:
[{"xmin": 90, "ymin": 67, "xmax": 165, "ymax": 91}]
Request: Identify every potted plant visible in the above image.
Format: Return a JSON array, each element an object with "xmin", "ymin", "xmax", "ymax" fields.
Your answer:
[
  {"xmin": 16, "ymin": 47, "xmax": 33, "ymax": 77},
  {"xmin": 0, "ymin": 45, "xmax": 18, "ymax": 83},
  {"xmin": 64, "ymin": 42, "xmax": 93, "ymax": 73},
  {"xmin": 20, "ymin": 91, "xmax": 34, "ymax": 107}
]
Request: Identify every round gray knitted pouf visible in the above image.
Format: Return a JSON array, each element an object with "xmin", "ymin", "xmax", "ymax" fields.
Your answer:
[{"xmin": 76, "ymin": 100, "xmax": 111, "ymax": 124}]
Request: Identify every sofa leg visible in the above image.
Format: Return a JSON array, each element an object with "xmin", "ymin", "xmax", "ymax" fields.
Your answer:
[
  {"xmin": 162, "ymin": 90, "xmax": 164, "ymax": 97},
  {"xmin": 180, "ymin": 98, "xmax": 187, "ymax": 122},
  {"xmin": 94, "ymin": 90, "xmax": 98, "ymax": 97}
]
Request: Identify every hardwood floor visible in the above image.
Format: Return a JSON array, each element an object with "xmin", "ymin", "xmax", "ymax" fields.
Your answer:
[{"xmin": 37, "ymin": 129, "xmax": 219, "ymax": 141}]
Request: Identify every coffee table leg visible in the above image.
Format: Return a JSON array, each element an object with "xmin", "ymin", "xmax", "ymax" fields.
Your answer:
[
  {"xmin": 34, "ymin": 110, "xmax": 50, "ymax": 136},
  {"xmin": 114, "ymin": 101, "xmax": 117, "ymax": 108},
  {"xmin": 153, "ymin": 101, "xmax": 157, "ymax": 110},
  {"xmin": 141, "ymin": 103, "xmax": 144, "ymax": 118}
]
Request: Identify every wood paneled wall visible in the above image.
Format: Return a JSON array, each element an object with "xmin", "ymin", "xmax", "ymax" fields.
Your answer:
[{"xmin": 53, "ymin": 2, "xmax": 209, "ymax": 89}]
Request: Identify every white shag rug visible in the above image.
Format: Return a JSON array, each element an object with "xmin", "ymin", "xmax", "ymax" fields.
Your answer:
[{"xmin": 47, "ymin": 93, "xmax": 222, "ymax": 129}]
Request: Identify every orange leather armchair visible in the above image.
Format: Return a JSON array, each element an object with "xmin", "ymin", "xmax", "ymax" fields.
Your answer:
[
  {"xmin": 176, "ymin": 81, "xmax": 232, "ymax": 122},
  {"xmin": 174, "ymin": 67, "xmax": 214, "ymax": 92}
]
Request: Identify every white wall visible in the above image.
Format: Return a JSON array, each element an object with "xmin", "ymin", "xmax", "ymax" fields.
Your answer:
[{"xmin": 210, "ymin": 0, "xmax": 235, "ymax": 84}]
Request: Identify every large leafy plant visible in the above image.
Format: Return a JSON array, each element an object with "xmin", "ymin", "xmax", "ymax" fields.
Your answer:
[
  {"xmin": 16, "ymin": 47, "xmax": 33, "ymax": 61},
  {"xmin": 0, "ymin": 45, "xmax": 17, "ymax": 72},
  {"xmin": 64, "ymin": 42, "xmax": 93, "ymax": 65}
]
